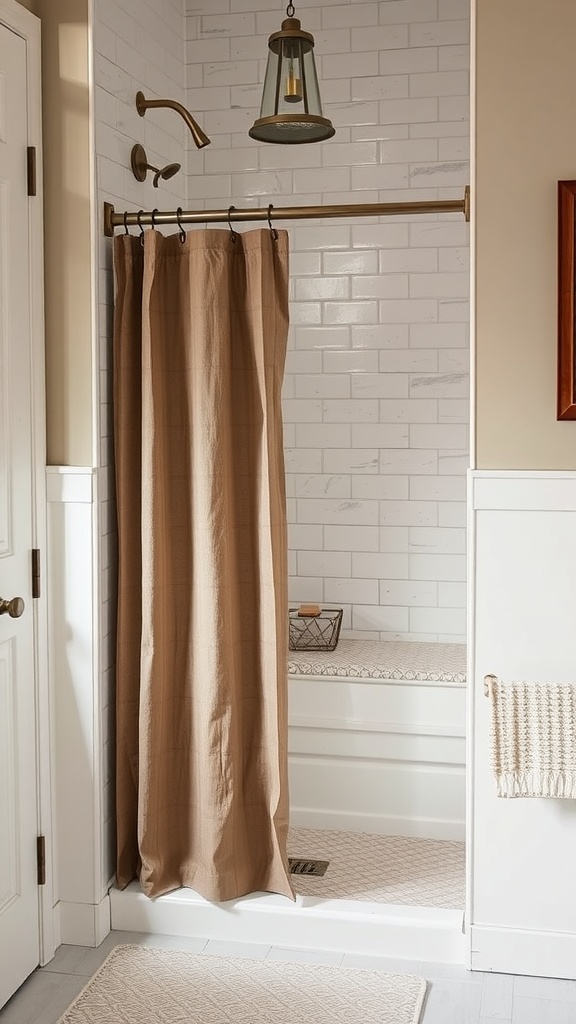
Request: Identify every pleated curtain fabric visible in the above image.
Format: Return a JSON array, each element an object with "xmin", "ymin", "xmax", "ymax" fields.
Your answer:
[{"xmin": 113, "ymin": 227, "xmax": 293, "ymax": 901}]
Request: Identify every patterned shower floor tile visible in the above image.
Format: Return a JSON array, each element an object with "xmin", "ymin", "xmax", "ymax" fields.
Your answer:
[{"xmin": 287, "ymin": 827, "xmax": 465, "ymax": 909}]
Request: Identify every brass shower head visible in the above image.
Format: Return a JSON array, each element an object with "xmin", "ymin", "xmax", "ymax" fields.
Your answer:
[
  {"xmin": 135, "ymin": 91, "xmax": 211, "ymax": 149},
  {"xmin": 157, "ymin": 162, "xmax": 181, "ymax": 183},
  {"xmin": 130, "ymin": 144, "xmax": 182, "ymax": 188}
]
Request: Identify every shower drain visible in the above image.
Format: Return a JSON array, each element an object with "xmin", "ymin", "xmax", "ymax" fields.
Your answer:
[{"xmin": 288, "ymin": 857, "xmax": 329, "ymax": 877}]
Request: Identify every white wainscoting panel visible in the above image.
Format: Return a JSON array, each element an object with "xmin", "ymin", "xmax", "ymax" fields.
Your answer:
[
  {"xmin": 469, "ymin": 471, "xmax": 576, "ymax": 979},
  {"xmin": 289, "ymin": 675, "xmax": 466, "ymax": 840},
  {"xmin": 47, "ymin": 467, "xmax": 110, "ymax": 946}
]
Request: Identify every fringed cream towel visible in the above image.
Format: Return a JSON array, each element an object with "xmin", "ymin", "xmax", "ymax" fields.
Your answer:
[{"xmin": 486, "ymin": 675, "xmax": 576, "ymax": 798}]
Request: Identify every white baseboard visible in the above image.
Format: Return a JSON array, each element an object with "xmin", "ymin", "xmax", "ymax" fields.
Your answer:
[
  {"xmin": 57, "ymin": 895, "xmax": 111, "ymax": 947},
  {"xmin": 110, "ymin": 883, "xmax": 466, "ymax": 964},
  {"xmin": 290, "ymin": 807, "xmax": 466, "ymax": 842},
  {"xmin": 470, "ymin": 924, "xmax": 576, "ymax": 980}
]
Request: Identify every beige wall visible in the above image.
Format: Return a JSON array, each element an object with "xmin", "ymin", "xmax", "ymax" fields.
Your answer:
[
  {"xmin": 475, "ymin": 0, "xmax": 576, "ymax": 469},
  {"xmin": 36, "ymin": 0, "xmax": 93, "ymax": 465},
  {"xmin": 16, "ymin": 0, "xmax": 38, "ymax": 11}
]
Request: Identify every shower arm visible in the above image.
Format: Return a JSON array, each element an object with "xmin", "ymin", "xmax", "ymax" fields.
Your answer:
[{"xmin": 136, "ymin": 91, "xmax": 210, "ymax": 149}]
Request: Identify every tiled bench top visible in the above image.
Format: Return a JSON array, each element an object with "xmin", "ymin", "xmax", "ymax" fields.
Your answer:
[{"xmin": 288, "ymin": 639, "xmax": 466, "ymax": 684}]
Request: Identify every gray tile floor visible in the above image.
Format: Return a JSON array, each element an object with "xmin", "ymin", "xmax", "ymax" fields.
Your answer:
[{"xmin": 1, "ymin": 931, "xmax": 575, "ymax": 1023}]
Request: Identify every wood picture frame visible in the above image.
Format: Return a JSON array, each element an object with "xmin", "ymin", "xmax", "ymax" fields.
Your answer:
[{"xmin": 558, "ymin": 180, "xmax": 576, "ymax": 419}]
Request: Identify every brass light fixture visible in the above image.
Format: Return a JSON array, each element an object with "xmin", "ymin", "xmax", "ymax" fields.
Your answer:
[{"xmin": 249, "ymin": 2, "xmax": 335, "ymax": 145}]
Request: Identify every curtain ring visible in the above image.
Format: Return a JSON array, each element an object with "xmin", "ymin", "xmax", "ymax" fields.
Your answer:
[
  {"xmin": 267, "ymin": 203, "xmax": 278, "ymax": 241},
  {"xmin": 227, "ymin": 205, "xmax": 238, "ymax": 242},
  {"xmin": 151, "ymin": 208, "xmax": 159, "ymax": 230},
  {"xmin": 176, "ymin": 207, "xmax": 186, "ymax": 244},
  {"xmin": 137, "ymin": 209, "xmax": 145, "ymax": 246},
  {"xmin": 123, "ymin": 211, "xmax": 129, "ymax": 235}
]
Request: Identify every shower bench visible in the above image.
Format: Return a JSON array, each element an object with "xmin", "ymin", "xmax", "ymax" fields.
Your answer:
[{"xmin": 287, "ymin": 639, "xmax": 466, "ymax": 842}]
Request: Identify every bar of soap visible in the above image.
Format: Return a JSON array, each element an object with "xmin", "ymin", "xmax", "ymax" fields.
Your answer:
[{"xmin": 297, "ymin": 603, "xmax": 321, "ymax": 617}]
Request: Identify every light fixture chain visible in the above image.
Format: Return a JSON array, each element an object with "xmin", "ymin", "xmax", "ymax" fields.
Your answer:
[{"xmin": 286, "ymin": 2, "xmax": 295, "ymax": 16}]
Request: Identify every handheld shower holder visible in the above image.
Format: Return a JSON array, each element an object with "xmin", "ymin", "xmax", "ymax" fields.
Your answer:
[{"xmin": 130, "ymin": 144, "xmax": 181, "ymax": 188}]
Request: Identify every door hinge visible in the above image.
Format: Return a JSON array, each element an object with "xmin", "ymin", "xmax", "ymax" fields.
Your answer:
[
  {"xmin": 37, "ymin": 835, "xmax": 46, "ymax": 886},
  {"xmin": 27, "ymin": 146, "xmax": 37, "ymax": 196},
  {"xmin": 32, "ymin": 548, "xmax": 41, "ymax": 599}
]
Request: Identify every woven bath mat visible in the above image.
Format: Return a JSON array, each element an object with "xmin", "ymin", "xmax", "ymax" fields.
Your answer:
[{"xmin": 57, "ymin": 944, "xmax": 427, "ymax": 1024}]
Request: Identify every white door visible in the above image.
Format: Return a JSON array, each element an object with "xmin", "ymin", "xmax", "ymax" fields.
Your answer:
[{"xmin": 0, "ymin": 17, "xmax": 40, "ymax": 1009}]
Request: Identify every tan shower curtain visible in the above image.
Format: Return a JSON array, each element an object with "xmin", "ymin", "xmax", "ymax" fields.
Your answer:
[{"xmin": 113, "ymin": 227, "xmax": 293, "ymax": 902}]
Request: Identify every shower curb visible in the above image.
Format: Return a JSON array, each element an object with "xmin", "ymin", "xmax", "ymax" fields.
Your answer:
[{"xmin": 109, "ymin": 883, "xmax": 466, "ymax": 964}]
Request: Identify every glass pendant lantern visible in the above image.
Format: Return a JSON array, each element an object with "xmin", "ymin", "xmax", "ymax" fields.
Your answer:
[{"xmin": 249, "ymin": 2, "xmax": 335, "ymax": 145}]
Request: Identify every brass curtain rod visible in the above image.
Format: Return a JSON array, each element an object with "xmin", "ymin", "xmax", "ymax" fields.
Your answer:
[{"xmin": 103, "ymin": 187, "xmax": 470, "ymax": 237}]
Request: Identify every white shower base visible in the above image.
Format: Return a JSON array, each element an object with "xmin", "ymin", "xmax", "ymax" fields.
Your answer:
[
  {"xmin": 109, "ymin": 832, "xmax": 466, "ymax": 964},
  {"xmin": 111, "ymin": 642, "xmax": 467, "ymax": 964}
]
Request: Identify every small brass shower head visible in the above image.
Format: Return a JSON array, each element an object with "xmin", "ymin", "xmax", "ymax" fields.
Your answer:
[
  {"xmin": 130, "ymin": 144, "xmax": 182, "ymax": 188},
  {"xmin": 135, "ymin": 91, "xmax": 211, "ymax": 149}
]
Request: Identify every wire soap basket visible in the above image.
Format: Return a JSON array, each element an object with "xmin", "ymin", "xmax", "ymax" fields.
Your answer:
[{"xmin": 288, "ymin": 605, "xmax": 343, "ymax": 652}]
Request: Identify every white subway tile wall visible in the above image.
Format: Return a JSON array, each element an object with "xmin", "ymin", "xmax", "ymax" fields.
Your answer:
[
  {"xmin": 183, "ymin": 0, "xmax": 470, "ymax": 643},
  {"xmin": 93, "ymin": 0, "xmax": 189, "ymax": 888}
]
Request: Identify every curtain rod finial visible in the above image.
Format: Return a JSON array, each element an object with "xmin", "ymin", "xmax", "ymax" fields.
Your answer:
[{"xmin": 104, "ymin": 202, "xmax": 115, "ymax": 237}]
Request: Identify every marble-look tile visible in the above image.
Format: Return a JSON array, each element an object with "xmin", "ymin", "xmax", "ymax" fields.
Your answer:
[
  {"xmin": 0, "ymin": 971, "xmax": 86, "ymax": 1024},
  {"xmin": 422, "ymin": 979, "xmax": 483, "ymax": 1024},
  {"xmin": 40, "ymin": 945, "xmax": 93, "ymax": 975},
  {"xmin": 480, "ymin": 972, "xmax": 514, "ymax": 1019},
  {"xmin": 266, "ymin": 946, "xmax": 344, "ymax": 967},
  {"xmin": 6, "ymin": 938, "xmax": 576, "ymax": 1024},
  {"xmin": 129, "ymin": 933, "xmax": 208, "ymax": 954},
  {"xmin": 342, "ymin": 953, "xmax": 424, "ymax": 975},
  {"xmin": 202, "ymin": 939, "xmax": 271, "ymax": 960},
  {"xmin": 513, "ymin": 975, "xmax": 576, "ymax": 1002},
  {"xmin": 52, "ymin": 930, "xmax": 198, "ymax": 977},
  {"xmin": 424, "ymin": 963, "xmax": 484, "ymax": 985},
  {"xmin": 57, "ymin": 931, "xmax": 137, "ymax": 976},
  {"xmin": 511, "ymin": 996, "xmax": 571, "ymax": 1024}
]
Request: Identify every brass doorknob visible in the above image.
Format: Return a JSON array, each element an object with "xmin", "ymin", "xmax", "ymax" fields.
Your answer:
[{"xmin": 0, "ymin": 597, "xmax": 25, "ymax": 618}]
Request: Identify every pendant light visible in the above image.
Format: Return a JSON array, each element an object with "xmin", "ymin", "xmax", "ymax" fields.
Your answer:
[{"xmin": 249, "ymin": 2, "xmax": 335, "ymax": 145}]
